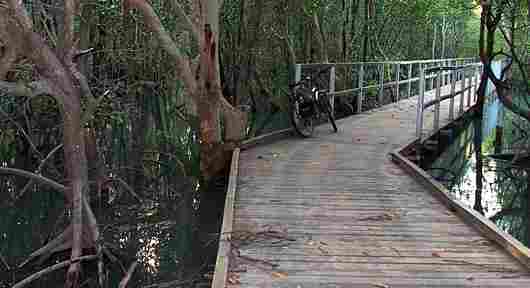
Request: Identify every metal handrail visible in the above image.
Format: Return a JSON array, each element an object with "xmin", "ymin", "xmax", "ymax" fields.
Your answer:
[
  {"xmin": 294, "ymin": 58, "xmax": 478, "ymax": 116},
  {"xmin": 415, "ymin": 63, "xmax": 483, "ymax": 141}
]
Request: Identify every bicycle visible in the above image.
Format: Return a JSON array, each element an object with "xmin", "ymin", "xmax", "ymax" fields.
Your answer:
[{"xmin": 287, "ymin": 66, "xmax": 338, "ymax": 137}]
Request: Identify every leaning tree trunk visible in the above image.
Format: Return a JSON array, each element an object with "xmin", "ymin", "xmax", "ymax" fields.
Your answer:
[
  {"xmin": 123, "ymin": 0, "xmax": 246, "ymax": 180},
  {"xmin": 4, "ymin": 2, "xmax": 101, "ymax": 287}
]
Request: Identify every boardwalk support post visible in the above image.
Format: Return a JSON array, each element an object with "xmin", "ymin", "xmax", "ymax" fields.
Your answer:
[
  {"xmin": 407, "ymin": 63, "xmax": 413, "ymax": 99},
  {"xmin": 416, "ymin": 64, "xmax": 425, "ymax": 141},
  {"xmin": 395, "ymin": 63, "xmax": 400, "ymax": 102},
  {"xmin": 467, "ymin": 66, "xmax": 472, "ymax": 107},
  {"xmin": 379, "ymin": 63, "xmax": 384, "ymax": 105},
  {"xmin": 358, "ymin": 64, "xmax": 364, "ymax": 113},
  {"xmin": 449, "ymin": 68, "xmax": 456, "ymax": 121},
  {"xmin": 472, "ymin": 65, "xmax": 478, "ymax": 103},
  {"xmin": 434, "ymin": 70, "xmax": 441, "ymax": 131},
  {"xmin": 459, "ymin": 69, "xmax": 465, "ymax": 115},
  {"xmin": 329, "ymin": 65, "xmax": 336, "ymax": 116},
  {"xmin": 295, "ymin": 64, "xmax": 302, "ymax": 84}
]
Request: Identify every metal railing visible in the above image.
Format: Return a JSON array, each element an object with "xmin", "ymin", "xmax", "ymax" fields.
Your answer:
[
  {"xmin": 293, "ymin": 58, "xmax": 494, "ymax": 141},
  {"xmin": 295, "ymin": 58, "xmax": 479, "ymax": 116},
  {"xmin": 416, "ymin": 62, "xmax": 483, "ymax": 142}
]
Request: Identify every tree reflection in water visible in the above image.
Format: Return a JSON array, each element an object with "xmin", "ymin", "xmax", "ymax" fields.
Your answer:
[{"xmin": 424, "ymin": 109, "xmax": 530, "ymax": 247}]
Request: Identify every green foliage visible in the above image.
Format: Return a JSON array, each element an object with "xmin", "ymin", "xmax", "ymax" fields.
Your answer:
[
  {"xmin": 366, "ymin": 80, "xmax": 378, "ymax": 98},
  {"xmin": 0, "ymin": 128, "xmax": 15, "ymax": 162}
]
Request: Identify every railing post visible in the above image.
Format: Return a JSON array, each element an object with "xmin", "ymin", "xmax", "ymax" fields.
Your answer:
[
  {"xmin": 467, "ymin": 66, "xmax": 472, "ymax": 107},
  {"xmin": 378, "ymin": 63, "xmax": 385, "ymax": 105},
  {"xmin": 434, "ymin": 70, "xmax": 441, "ymax": 131},
  {"xmin": 416, "ymin": 64, "xmax": 425, "ymax": 141},
  {"xmin": 449, "ymin": 68, "xmax": 456, "ymax": 121},
  {"xmin": 407, "ymin": 63, "xmax": 413, "ymax": 99},
  {"xmin": 445, "ymin": 60, "xmax": 449, "ymax": 85},
  {"xmin": 459, "ymin": 69, "xmax": 465, "ymax": 115},
  {"xmin": 295, "ymin": 64, "xmax": 302, "ymax": 83},
  {"xmin": 358, "ymin": 64, "xmax": 364, "ymax": 113},
  {"xmin": 472, "ymin": 64, "xmax": 478, "ymax": 104},
  {"xmin": 329, "ymin": 65, "xmax": 336, "ymax": 116},
  {"xmin": 395, "ymin": 63, "xmax": 400, "ymax": 102}
]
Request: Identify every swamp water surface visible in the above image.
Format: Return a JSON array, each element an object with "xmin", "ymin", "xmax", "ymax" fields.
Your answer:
[
  {"xmin": 421, "ymin": 97, "xmax": 530, "ymax": 248},
  {"xmin": 0, "ymin": 174, "xmax": 228, "ymax": 287}
]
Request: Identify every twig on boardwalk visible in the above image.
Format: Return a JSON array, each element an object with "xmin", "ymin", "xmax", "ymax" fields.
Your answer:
[{"xmin": 441, "ymin": 259, "xmax": 521, "ymax": 273}]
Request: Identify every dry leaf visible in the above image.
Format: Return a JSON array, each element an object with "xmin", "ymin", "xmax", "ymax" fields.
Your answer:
[
  {"xmin": 432, "ymin": 252, "xmax": 442, "ymax": 257},
  {"xmin": 466, "ymin": 276, "xmax": 474, "ymax": 281},
  {"xmin": 272, "ymin": 271, "xmax": 288, "ymax": 279},
  {"xmin": 227, "ymin": 273, "xmax": 241, "ymax": 284},
  {"xmin": 371, "ymin": 283, "xmax": 390, "ymax": 288}
]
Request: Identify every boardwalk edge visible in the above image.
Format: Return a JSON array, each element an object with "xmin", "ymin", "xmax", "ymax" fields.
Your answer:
[
  {"xmin": 390, "ymin": 147, "xmax": 530, "ymax": 270},
  {"xmin": 212, "ymin": 148, "xmax": 240, "ymax": 288}
]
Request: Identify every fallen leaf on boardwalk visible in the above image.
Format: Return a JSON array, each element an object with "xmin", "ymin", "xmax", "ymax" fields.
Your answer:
[
  {"xmin": 432, "ymin": 252, "xmax": 442, "ymax": 257},
  {"xmin": 371, "ymin": 283, "xmax": 390, "ymax": 288},
  {"xmin": 359, "ymin": 210, "xmax": 401, "ymax": 222},
  {"xmin": 227, "ymin": 273, "xmax": 241, "ymax": 284},
  {"xmin": 318, "ymin": 246, "xmax": 329, "ymax": 254},
  {"xmin": 362, "ymin": 251, "xmax": 370, "ymax": 256},
  {"xmin": 272, "ymin": 271, "xmax": 288, "ymax": 279},
  {"xmin": 319, "ymin": 241, "xmax": 328, "ymax": 246},
  {"xmin": 466, "ymin": 276, "xmax": 474, "ymax": 281}
]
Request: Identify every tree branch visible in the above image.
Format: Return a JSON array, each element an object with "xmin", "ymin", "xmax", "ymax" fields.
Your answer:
[
  {"xmin": 118, "ymin": 261, "xmax": 138, "ymax": 288},
  {"xmin": 14, "ymin": 144, "xmax": 63, "ymax": 202},
  {"xmin": 123, "ymin": 0, "xmax": 197, "ymax": 97},
  {"xmin": 0, "ymin": 80, "xmax": 55, "ymax": 98},
  {"xmin": 171, "ymin": 0, "xmax": 200, "ymax": 39},
  {"xmin": 0, "ymin": 167, "xmax": 65, "ymax": 192},
  {"xmin": 12, "ymin": 255, "xmax": 97, "ymax": 288}
]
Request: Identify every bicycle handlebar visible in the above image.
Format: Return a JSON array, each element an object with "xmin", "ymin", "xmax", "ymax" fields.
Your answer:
[{"xmin": 289, "ymin": 65, "xmax": 333, "ymax": 89}]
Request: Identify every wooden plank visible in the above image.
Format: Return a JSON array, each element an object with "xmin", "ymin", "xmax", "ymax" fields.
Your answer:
[
  {"xmin": 236, "ymin": 254, "xmax": 523, "ymax": 268},
  {"xmin": 211, "ymin": 148, "xmax": 240, "ymax": 288},
  {"xmin": 390, "ymin": 150, "xmax": 530, "ymax": 269},
  {"xmin": 237, "ymin": 274, "xmax": 530, "ymax": 288}
]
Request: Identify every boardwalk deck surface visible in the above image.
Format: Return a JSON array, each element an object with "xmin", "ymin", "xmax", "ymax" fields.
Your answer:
[{"xmin": 226, "ymin": 86, "xmax": 530, "ymax": 287}]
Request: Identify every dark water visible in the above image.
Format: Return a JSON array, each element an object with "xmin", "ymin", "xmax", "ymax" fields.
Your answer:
[
  {"xmin": 0, "ymin": 174, "xmax": 227, "ymax": 287},
  {"xmin": 421, "ymin": 99, "xmax": 530, "ymax": 247}
]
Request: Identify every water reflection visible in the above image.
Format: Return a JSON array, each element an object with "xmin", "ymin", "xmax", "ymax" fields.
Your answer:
[
  {"xmin": 423, "ymin": 110, "xmax": 530, "ymax": 247},
  {"xmin": 0, "ymin": 176, "xmax": 224, "ymax": 287}
]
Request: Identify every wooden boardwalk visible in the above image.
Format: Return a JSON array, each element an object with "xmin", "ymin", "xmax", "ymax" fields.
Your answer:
[{"xmin": 217, "ymin": 84, "xmax": 530, "ymax": 287}]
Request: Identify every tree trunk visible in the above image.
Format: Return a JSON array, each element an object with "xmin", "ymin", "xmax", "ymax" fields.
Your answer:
[
  {"xmin": 313, "ymin": 12, "xmax": 328, "ymax": 63},
  {"xmin": 361, "ymin": 0, "xmax": 369, "ymax": 61}
]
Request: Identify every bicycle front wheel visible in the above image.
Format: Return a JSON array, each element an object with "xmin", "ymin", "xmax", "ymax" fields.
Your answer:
[
  {"xmin": 326, "ymin": 104, "xmax": 338, "ymax": 133},
  {"xmin": 289, "ymin": 98, "xmax": 314, "ymax": 137}
]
